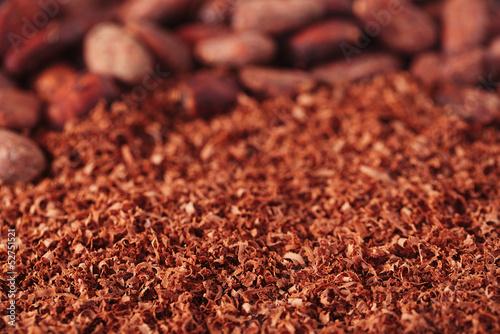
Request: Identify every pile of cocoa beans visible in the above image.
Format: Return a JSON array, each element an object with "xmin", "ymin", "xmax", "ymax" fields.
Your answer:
[{"xmin": 1, "ymin": 0, "xmax": 500, "ymax": 182}]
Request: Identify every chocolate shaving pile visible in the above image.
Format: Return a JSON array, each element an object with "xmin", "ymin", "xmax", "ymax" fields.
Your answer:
[{"xmin": 1, "ymin": 73, "xmax": 499, "ymax": 333}]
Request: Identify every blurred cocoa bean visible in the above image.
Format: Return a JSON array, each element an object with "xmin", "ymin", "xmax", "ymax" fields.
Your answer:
[
  {"xmin": 0, "ymin": 71, "xmax": 13, "ymax": 88},
  {"xmin": 119, "ymin": 0, "xmax": 200, "ymax": 24},
  {"xmin": 47, "ymin": 72, "xmax": 118, "ymax": 128},
  {"xmin": 435, "ymin": 84, "xmax": 500, "ymax": 124},
  {"xmin": 32, "ymin": 63, "xmax": 78, "ymax": 102},
  {"xmin": 195, "ymin": 31, "xmax": 276, "ymax": 67},
  {"xmin": 411, "ymin": 49, "xmax": 487, "ymax": 86},
  {"xmin": 313, "ymin": 52, "xmax": 402, "ymax": 85},
  {"xmin": 176, "ymin": 23, "xmax": 231, "ymax": 46},
  {"xmin": 197, "ymin": 0, "xmax": 238, "ymax": 23},
  {"xmin": 316, "ymin": 0, "xmax": 352, "ymax": 14},
  {"xmin": 3, "ymin": 18, "xmax": 89, "ymax": 75},
  {"xmin": 287, "ymin": 19, "xmax": 361, "ymax": 66},
  {"xmin": 177, "ymin": 72, "xmax": 240, "ymax": 118},
  {"xmin": 0, "ymin": 87, "xmax": 41, "ymax": 129},
  {"xmin": 442, "ymin": 0, "xmax": 488, "ymax": 54},
  {"xmin": 84, "ymin": 22, "xmax": 154, "ymax": 85},
  {"xmin": 127, "ymin": 21, "xmax": 192, "ymax": 73},
  {"xmin": 0, "ymin": 128, "xmax": 46, "ymax": 183},
  {"xmin": 239, "ymin": 66, "xmax": 316, "ymax": 98},
  {"xmin": 353, "ymin": 0, "xmax": 437, "ymax": 53},
  {"xmin": 232, "ymin": 0, "xmax": 324, "ymax": 35}
]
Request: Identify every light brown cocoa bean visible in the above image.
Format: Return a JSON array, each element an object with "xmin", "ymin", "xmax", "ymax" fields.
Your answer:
[
  {"xmin": 0, "ymin": 128, "xmax": 46, "ymax": 183},
  {"xmin": 176, "ymin": 23, "xmax": 231, "ymax": 47},
  {"xmin": 287, "ymin": 19, "xmax": 361, "ymax": 66},
  {"xmin": 32, "ymin": 63, "xmax": 78, "ymax": 102},
  {"xmin": 127, "ymin": 22, "xmax": 192, "ymax": 73},
  {"xmin": 232, "ymin": 0, "xmax": 324, "ymax": 35},
  {"xmin": 239, "ymin": 66, "xmax": 316, "ymax": 98},
  {"xmin": 47, "ymin": 73, "xmax": 118, "ymax": 128},
  {"xmin": 84, "ymin": 22, "xmax": 154, "ymax": 85},
  {"xmin": 0, "ymin": 87, "xmax": 41, "ymax": 129},
  {"xmin": 411, "ymin": 49, "xmax": 487, "ymax": 86},
  {"xmin": 353, "ymin": 0, "xmax": 437, "ymax": 53},
  {"xmin": 312, "ymin": 52, "xmax": 402, "ymax": 85},
  {"xmin": 195, "ymin": 31, "xmax": 276, "ymax": 67},
  {"xmin": 3, "ymin": 18, "xmax": 89, "ymax": 75},
  {"xmin": 176, "ymin": 72, "xmax": 240, "ymax": 118},
  {"xmin": 442, "ymin": 0, "xmax": 488, "ymax": 54}
]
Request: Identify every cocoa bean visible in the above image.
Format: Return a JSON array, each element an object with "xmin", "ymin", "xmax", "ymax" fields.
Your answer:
[
  {"xmin": 119, "ymin": 0, "xmax": 199, "ymax": 24},
  {"xmin": 84, "ymin": 22, "xmax": 154, "ymax": 85},
  {"xmin": 0, "ymin": 87, "xmax": 41, "ymax": 129},
  {"xmin": 0, "ymin": 0, "xmax": 42, "ymax": 57},
  {"xmin": 177, "ymin": 72, "xmax": 240, "ymax": 118},
  {"xmin": 176, "ymin": 23, "xmax": 231, "ymax": 46},
  {"xmin": 0, "ymin": 71, "xmax": 13, "ymax": 88},
  {"xmin": 353, "ymin": 0, "xmax": 437, "ymax": 53},
  {"xmin": 127, "ymin": 21, "xmax": 192, "ymax": 73},
  {"xmin": 442, "ymin": 0, "xmax": 488, "ymax": 54},
  {"xmin": 434, "ymin": 85, "xmax": 500, "ymax": 124},
  {"xmin": 0, "ymin": 128, "xmax": 46, "ymax": 183},
  {"xmin": 197, "ymin": 0, "xmax": 238, "ymax": 24},
  {"xmin": 488, "ymin": 37, "xmax": 500, "ymax": 78},
  {"xmin": 195, "ymin": 31, "xmax": 276, "ymax": 67},
  {"xmin": 232, "ymin": 0, "xmax": 324, "ymax": 35},
  {"xmin": 3, "ymin": 18, "xmax": 89, "ymax": 75},
  {"xmin": 287, "ymin": 19, "xmax": 361, "ymax": 66},
  {"xmin": 312, "ymin": 52, "xmax": 402, "ymax": 85},
  {"xmin": 47, "ymin": 72, "xmax": 118, "ymax": 128},
  {"xmin": 411, "ymin": 49, "xmax": 487, "ymax": 86},
  {"xmin": 32, "ymin": 63, "xmax": 78, "ymax": 102},
  {"xmin": 239, "ymin": 66, "xmax": 316, "ymax": 98}
]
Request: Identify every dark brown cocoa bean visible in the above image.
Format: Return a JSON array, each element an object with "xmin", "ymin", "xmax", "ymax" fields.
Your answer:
[
  {"xmin": 287, "ymin": 19, "xmax": 361, "ymax": 66},
  {"xmin": 232, "ymin": 0, "xmax": 324, "ymax": 35},
  {"xmin": 84, "ymin": 22, "xmax": 154, "ymax": 85},
  {"xmin": 0, "ymin": 87, "xmax": 41, "ymax": 129},
  {"xmin": 127, "ymin": 21, "xmax": 192, "ymax": 73},
  {"xmin": 3, "ymin": 18, "xmax": 89, "ymax": 75},
  {"xmin": 353, "ymin": 0, "xmax": 437, "ymax": 53},
  {"xmin": 239, "ymin": 66, "xmax": 316, "ymax": 98},
  {"xmin": 176, "ymin": 72, "xmax": 240, "ymax": 118},
  {"xmin": 442, "ymin": 0, "xmax": 488, "ymax": 55},
  {"xmin": 0, "ymin": 128, "xmax": 46, "ymax": 183},
  {"xmin": 47, "ymin": 73, "xmax": 118, "ymax": 128},
  {"xmin": 0, "ymin": 71, "xmax": 14, "ymax": 88},
  {"xmin": 313, "ymin": 52, "xmax": 402, "ymax": 85},
  {"xmin": 195, "ymin": 31, "xmax": 276, "ymax": 67},
  {"xmin": 315, "ymin": 0, "xmax": 352, "ymax": 14}
]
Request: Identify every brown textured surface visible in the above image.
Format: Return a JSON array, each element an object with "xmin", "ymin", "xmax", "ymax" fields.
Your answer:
[{"xmin": 1, "ymin": 73, "xmax": 499, "ymax": 333}]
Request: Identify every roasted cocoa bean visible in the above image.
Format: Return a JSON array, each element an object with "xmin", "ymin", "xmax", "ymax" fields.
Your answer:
[
  {"xmin": 177, "ymin": 72, "xmax": 240, "ymax": 118},
  {"xmin": 287, "ymin": 19, "xmax": 361, "ymax": 66},
  {"xmin": 353, "ymin": 0, "xmax": 437, "ymax": 53},
  {"xmin": 32, "ymin": 63, "xmax": 78, "ymax": 102},
  {"xmin": 176, "ymin": 23, "xmax": 231, "ymax": 47},
  {"xmin": 239, "ymin": 66, "xmax": 316, "ymax": 98},
  {"xmin": 0, "ymin": 87, "xmax": 41, "ymax": 129},
  {"xmin": 313, "ymin": 52, "xmax": 402, "ymax": 85},
  {"xmin": 0, "ymin": 128, "xmax": 46, "ymax": 183},
  {"xmin": 195, "ymin": 31, "xmax": 276, "ymax": 67},
  {"xmin": 442, "ymin": 0, "xmax": 488, "ymax": 54},
  {"xmin": 232, "ymin": 0, "xmax": 324, "ymax": 35},
  {"xmin": 47, "ymin": 72, "xmax": 118, "ymax": 128},
  {"xmin": 84, "ymin": 22, "xmax": 154, "ymax": 85}
]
